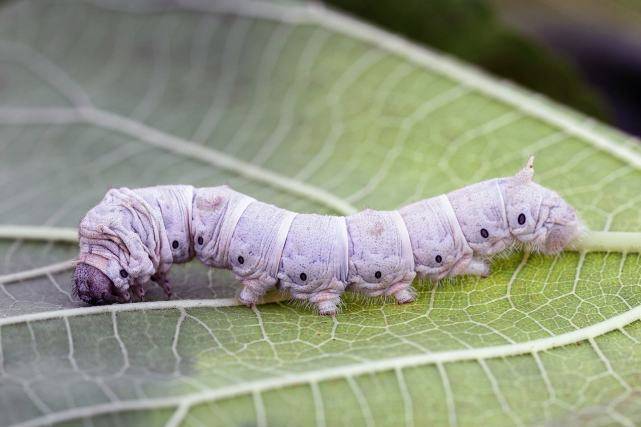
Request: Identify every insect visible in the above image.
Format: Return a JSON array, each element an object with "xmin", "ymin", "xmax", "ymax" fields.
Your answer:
[{"xmin": 73, "ymin": 157, "xmax": 581, "ymax": 315}]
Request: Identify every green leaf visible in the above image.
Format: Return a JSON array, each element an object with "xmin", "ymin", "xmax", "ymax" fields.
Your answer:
[{"xmin": 1, "ymin": 1, "xmax": 641, "ymax": 426}]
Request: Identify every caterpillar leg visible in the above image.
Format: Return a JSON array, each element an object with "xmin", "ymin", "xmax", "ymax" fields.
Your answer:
[
  {"xmin": 462, "ymin": 258, "xmax": 490, "ymax": 277},
  {"xmin": 152, "ymin": 272, "xmax": 173, "ymax": 299},
  {"xmin": 309, "ymin": 292, "xmax": 341, "ymax": 316},
  {"xmin": 383, "ymin": 271, "xmax": 417, "ymax": 304},
  {"xmin": 307, "ymin": 279, "xmax": 346, "ymax": 316},
  {"xmin": 387, "ymin": 282, "xmax": 417, "ymax": 304},
  {"xmin": 131, "ymin": 282, "xmax": 146, "ymax": 301},
  {"xmin": 238, "ymin": 278, "xmax": 275, "ymax": 307}
]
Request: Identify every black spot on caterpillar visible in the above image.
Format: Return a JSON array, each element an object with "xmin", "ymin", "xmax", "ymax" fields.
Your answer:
[{"xmin": 74, "ymin": 158, "xmax": 580, "ymax": 315}]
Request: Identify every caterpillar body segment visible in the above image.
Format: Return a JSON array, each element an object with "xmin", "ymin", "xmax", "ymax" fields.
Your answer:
[
  {"xmin": 278, "ymin": 215, "xmax": 349, "ymax": 316},
  {"xmin": 399, "ymin": 195, "xmax": 476, "ymax": 281},
  {"xmin": 346, "ymin": 210, "xmax": 416, "ymax": 305},
  {"xmin": 73, "ymin": 158, "xmax": 581, "ymax": 314},
  {"xmin": 134, "ymin": 185, "xmax": 195, "ymax": 299},
  {"xmin": 447, "ymin": 178, "xmax": 513, "ymax": 257},
  {"xmin": 191, "ymin": 186, "xmax": 253, "ymax": 268},
  {"xmin": 227, "ymin": 200, "xmax": 293, "ymax": 306}
]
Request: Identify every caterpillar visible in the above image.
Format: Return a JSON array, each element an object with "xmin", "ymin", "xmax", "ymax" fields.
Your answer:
[{"xmin": 73, "ymin": 158, "xmax": 581, "ymax": 315}]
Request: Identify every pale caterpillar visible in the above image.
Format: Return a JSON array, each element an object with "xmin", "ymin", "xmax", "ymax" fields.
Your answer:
[{"xmin": 73, "ymin": 158, "xmax": 581, "ymax": 315}]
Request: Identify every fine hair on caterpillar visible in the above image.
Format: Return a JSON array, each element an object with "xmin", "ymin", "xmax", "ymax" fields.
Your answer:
[{"xmin": 73, "ymin": 157, "xmax": 581, "ymax": 316}]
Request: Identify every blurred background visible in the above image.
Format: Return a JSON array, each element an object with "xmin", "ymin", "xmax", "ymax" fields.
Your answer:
[{"xmin": 327, "ymin": 0, "xmax": 641, "ymax": 136}]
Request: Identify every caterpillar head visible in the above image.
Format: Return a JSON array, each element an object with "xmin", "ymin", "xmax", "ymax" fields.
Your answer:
[
  {"xmin": 74, "ymin": 188, "xmax": 161, "ymax": 305},
  {"xmin": 73, "ymin": 262, "xmax": 131, "ymax": 305},
  {"xmin": 503, "ymin": 157, "xmax": 582, "ymax": 254},
  {"xmin": 73, "ymin": 242, "xmax": 137, "ymax": 304}
]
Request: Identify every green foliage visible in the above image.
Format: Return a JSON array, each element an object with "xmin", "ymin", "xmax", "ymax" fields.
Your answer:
[
  {"xmin": 326, "ymin": 0, "xmax": 609, "ymax": 121},
  {"xmin": 0, "ymin": 1, "xmax": 640, "ymax": 426}
]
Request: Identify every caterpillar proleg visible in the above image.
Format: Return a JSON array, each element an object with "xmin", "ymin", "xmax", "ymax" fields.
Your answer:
[{"xmin": 73, "ymin": 158, "xmax": 581, "ymax": 315}]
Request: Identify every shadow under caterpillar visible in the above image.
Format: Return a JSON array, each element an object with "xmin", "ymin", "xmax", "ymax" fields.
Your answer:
[{"xmin": 73, "ymin": 157, "xmax": 581, "ymax": 315}]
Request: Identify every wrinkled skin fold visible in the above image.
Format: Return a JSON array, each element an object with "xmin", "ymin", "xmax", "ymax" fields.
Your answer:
[{"xmin": 73, "ymin": 158, "xmax": 581, "ymax": 315}]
